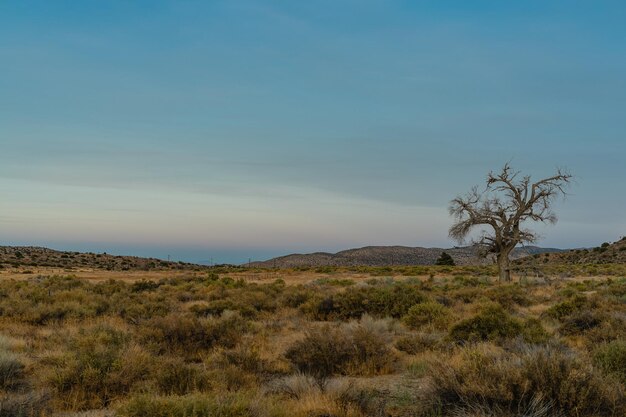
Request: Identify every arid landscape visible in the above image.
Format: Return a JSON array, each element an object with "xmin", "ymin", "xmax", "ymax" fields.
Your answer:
[
  {"xmin": 2, "ymin": 238, "xmax": 626, "ymax": 416},
  {"xmin": 4, "ymin": 2, "xmax": 626, "ymax": 416}
]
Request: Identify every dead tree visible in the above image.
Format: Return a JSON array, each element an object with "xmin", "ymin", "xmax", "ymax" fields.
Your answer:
[{"xmin": 448, "ymin": 164, "xmax": 572, "ymax": 282}]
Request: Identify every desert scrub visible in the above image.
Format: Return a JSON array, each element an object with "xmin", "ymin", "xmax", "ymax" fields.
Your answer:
[
  {"xmin": 424, "ymin": 342, "xmax": 625, "ymax": 416},
  {"xmin": 448, "ymin": 304, "xmax": 523, "ymax": 343},
  {"xmin": 190, "ymin": 299, "xmax": 257, "ymax": 318},
  {"xmin": 0, "ymin": 281, "xmax": 109, "ymax": 325},
  {"xmin": 265, "ymin": 374, "xmax": 370, "ymax": 417},
  {"xmin": 141, "ymin": 311, "xmax": 249, "ymax": 357},
  {"xmin": 395, "ymin": 332, "xmax": 443, "ymax": 355},
  {"xmin": 152, "ymin": 357, "xmax": 213, "ymax": 395},
  {"xmin": 558, "ymin": 311, "xmax": 603, "ymax": 335},
  {"xmin": 118, "ymin": 391, "xmax": 281, "ymax": 417},
  {"xmin": 189, "ymin": 283, "xmax": 281, "ymax": 318},
  {"xmin": 594, "ymin": 340, "xmax": 626, "ymax": 384},
  {"xmin": 0, "ymin": 348, "xmax": 24, "ymax": 390},
  {"xmin": 301, "ymin": 283, "xmax": 425, "ymax": 320},
  {"xmin": 47, "ymin": 325, "xmax": 152, "ymax": 410},
  {"xmin": 0, "ymin": 391, "xmax": 50, "ymax": 417},
  {"xmin": 342, "ymin": 316, "xmax": 395, "ymax": 375},
  {"xmin": 520, "ymin": 318, "xmax": 550, "ymax": 344},
  {"xmin": 220, "ymin": 343, "xmax": 274, "ymax": 376},
  {"xmin": 402, "ymin": 301, "xmax": 451, "ymax": 330},
  {"xmin": 285, "ymin": 316, "xmax": 394, "ymax": 382},
  {"xmin": 483, "ymin": 284, "xmax": 532, "ymax": 308},
  {"xmin": 280, "ymin": 286, "xmax": 315, "ymax": 308},
  {"xmin": 585, "ymin": 313, "xmax": 626, "ymax": 345},
  {"xmin": 544, "ymin": 294, "xmax": 590, "ymax": 320},
  {"xmin": 0, "ymin": 334, "xmax": 50, "ymax": 416}
]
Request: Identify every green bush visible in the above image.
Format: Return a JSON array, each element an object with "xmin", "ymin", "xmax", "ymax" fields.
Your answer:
[
  {"xmin": 280, "ymin": 286, "xmax": 314, "ymax": 308},
  {"xmin": 448, "ymin": 304, "xmax": 523, "ymax": 343},
  {"xmin": 483, "ymin": 284, "xmax": 532, "ymax": 308},
  {"xmin": 301, "ymin": 283, "xmax": 425, "ymax": 320},
  {"xmin": 594, "ymin": 340, "xmax": 626, "ymax": 384},
  {"xmin": 545, "ymin": 294, "xmax": 588, "ymax": 320},
  {"xmin": 402, "ymin": 302, "xmax": 451, "ymax": 330},
  {"xmin": 435, "ymin": 252, "xmax": 455, "ymax": 266},
  {"xmin": 521, "ymin": 318, "xmax": 550, "ymax": 344}
]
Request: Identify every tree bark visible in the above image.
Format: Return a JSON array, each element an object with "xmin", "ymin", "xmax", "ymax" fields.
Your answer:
[{"xmin": 497, "ymin": 252, "xmax": 511, "ymax": 282}]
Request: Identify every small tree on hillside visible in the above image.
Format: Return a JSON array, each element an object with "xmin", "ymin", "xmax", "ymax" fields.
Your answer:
[
  {"xmin": 449, "ymin": 164, "xmax": 572, "ymax": 282},
  {"xmin": 435, "ymin": 252, "xmax": 455, "ymax": 266}
]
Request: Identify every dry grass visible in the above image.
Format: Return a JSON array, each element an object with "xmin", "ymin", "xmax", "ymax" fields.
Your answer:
[{"xmin": 0, "ymin": 268, "xmax": 624, "ymax": 416}]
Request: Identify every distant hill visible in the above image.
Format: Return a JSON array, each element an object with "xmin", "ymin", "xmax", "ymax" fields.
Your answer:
[
  {"xmin": 0, "ymin": 246, "xmax": 208, "ymax": 271},
  {"xmin": 249, "ymin": 245, "xmax": 564, "ymax": 268},
  {"xmin": 516, "ymin": 237, "xmax": 626, "ymax": 266}
]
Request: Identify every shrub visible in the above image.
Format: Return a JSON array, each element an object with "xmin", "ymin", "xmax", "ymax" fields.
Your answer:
[
  {"xmin": 221, "ymin": 344, "xmax": 270, "ymax": 375},
  {"xmin": 118, "ymin": 392, "xmax": 262, "ymax": 417},
  {"xmin": 143, "ymin": 312, "xmax": 248, "ymax": 356},
  {"xmin": 424, "ymin": 343, "xmax": 625, "ymax": 416},
  {"xmin": 190, "ymin": 300, "xmax": 256, "ymax": 318},
  {"xmin": 285, "ymin": 326, "xmax": 353, "ymax": 382},
  {"xmin": 285, "ymin": 317, "xmax": 393, "ymax": 381},
  {"xmin": 192, "ymin": 287, "xmax": 278, "ymax": 318},
  {"xmin": 301, "ymin": 283, "xmax": 425, "ymax": 320},
  {"xmin": 435, "ymin": 252, "xmax": 455, "ymax": 266},
  {"xmin": 521, "ymin": 318, "xmax": 550, "ymax": 344},
  {"xmin": 343, "ymin": 316, "xmax": 394, "ymax": 375},
  {"xmin": 402, "ymin": 302, "xmax": 451, "ymax": 330},
  {"xmin": 594, "ymin": 340, "xmax": 626, "ymax": 384},
  {"xmin": 586, "ymin": 315, "xmax": 626, "ymax": 344},
  {"xmin": 0, "ymin": 350, "xmax": 24, "ymax": 390},
  {"xmin": 395, "ymin": 333, "xmax": 442, "ymax": 355},
  {"xmin": 0, "ymin": 391, "xmax": 50, "ymax": 417},
  {"xmin": 559, "ymin": 311, "xmax": 603, "ymax": 336},
  {"xmin": 131, "ymin": 280, "xmax": 161, "ymax": 292},
  {"xmin": 153, "ymin": 357, "xmax": 213, "ymax": 395},
  {"xmin": 48, "ymin": 326, "xmax": 151, "ymax": 410},
  {"xmin": 448, "ymin": 304, "xmax": 523, "ymax": 343},
  {"xmin": 281, "ymin": 287, "xmax": 314, "ymax": 308},
  {"xmin": 483, "ymin": 284, "xmax": 532, "ymax": 308},
  {"xmin": 545, "ymin": 294, "xmax": 588, "ymax": 320}
]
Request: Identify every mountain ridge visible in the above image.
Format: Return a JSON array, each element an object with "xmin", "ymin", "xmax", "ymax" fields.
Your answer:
[
  {"xmin": 249, "ymin": 245, "xmax": 564, "ymax": 268},
  {"xmin": 516, "ymin": 237, "xmax": 626, "ymax": 266},
  {"xmin": 0, "ymin": 245, "xmax": 209, "ymax": 271}
]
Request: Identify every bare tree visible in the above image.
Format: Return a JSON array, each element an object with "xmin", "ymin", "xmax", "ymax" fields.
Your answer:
[{"xmin": 449, "ymin": 164, "xmax": 572, "ymax": 282}]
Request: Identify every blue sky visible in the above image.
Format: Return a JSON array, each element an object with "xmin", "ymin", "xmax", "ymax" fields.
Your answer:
[{"xmin": 1, "ymin": 1, "xmax": 625, "ymax": 263}]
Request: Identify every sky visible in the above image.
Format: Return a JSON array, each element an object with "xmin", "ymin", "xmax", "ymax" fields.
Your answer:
[{"xmin": 1, "ymin": 1, "xmax": 625, "ymax": 264}]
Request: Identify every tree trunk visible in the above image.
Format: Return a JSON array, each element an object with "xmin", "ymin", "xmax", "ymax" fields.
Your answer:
[{"xmin": 497, "ymin": 252, "xmax": 511, "ymax": 282}]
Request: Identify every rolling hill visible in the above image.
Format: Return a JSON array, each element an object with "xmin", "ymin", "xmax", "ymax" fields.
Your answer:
[
  {"xmin": 0, "ymin": 246, "xmax": 207, "ymax": 271},
  {"xmin": 516, "ymin": 237, "xmax": 626, "ymax": 266},
  {"xmin": 250, "ymin": 245, "xmax": 564, "ymax": 268}
]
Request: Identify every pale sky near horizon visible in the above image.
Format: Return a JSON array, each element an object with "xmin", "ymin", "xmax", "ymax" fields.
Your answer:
[{"xmin": 1, "ymin": 1, "xmax": 625, "ymax": 264}]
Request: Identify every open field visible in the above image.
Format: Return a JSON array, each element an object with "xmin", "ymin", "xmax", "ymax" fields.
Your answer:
[
  {"xmin": 1, "ymin": 266, "xmax": 626, "ymax": 417},
  {"xmin": 3, "ymin": 262, "xmax": 626, "ymax": 283}
]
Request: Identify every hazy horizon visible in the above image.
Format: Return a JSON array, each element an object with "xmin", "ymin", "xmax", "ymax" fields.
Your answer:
[
  {"xmin": 2, "ymin": 1, "xmax": 625, "ymax": 264},
  {"xmin": 0, "ymin": 237, "xmax": 612, "ymax": 266}
]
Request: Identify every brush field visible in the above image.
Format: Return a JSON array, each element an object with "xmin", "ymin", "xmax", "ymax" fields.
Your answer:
[{"xmin": 1, "ymin": 265, "xmax": 626, "ymax": 417}]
